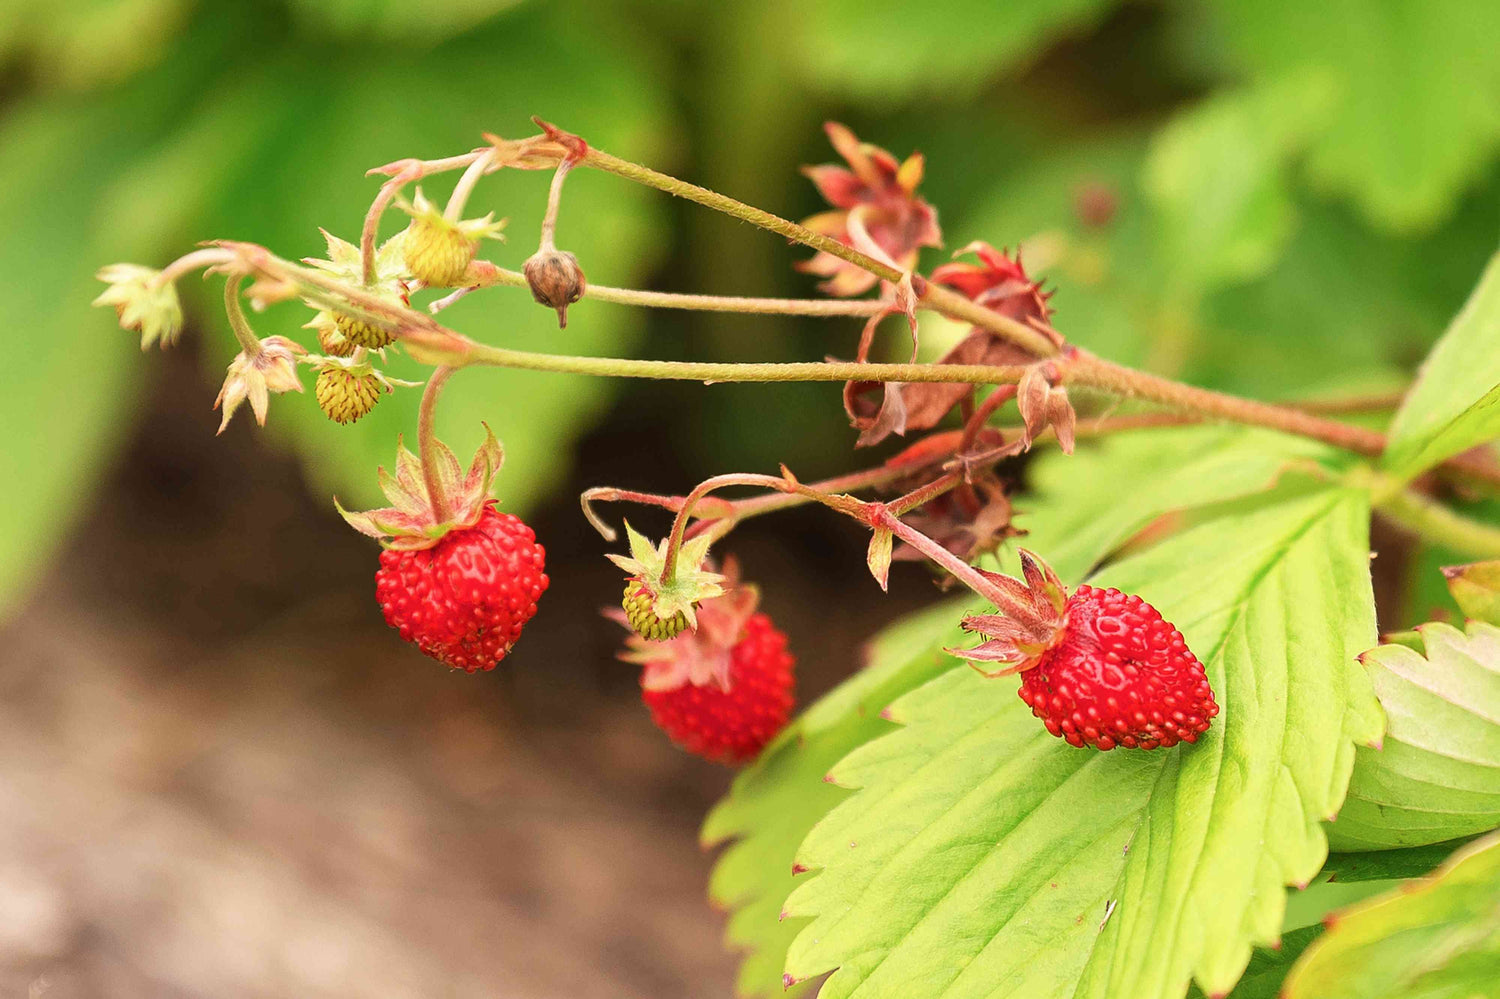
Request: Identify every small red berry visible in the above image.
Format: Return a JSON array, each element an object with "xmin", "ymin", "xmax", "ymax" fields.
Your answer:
[
  {"xmin": 1017, "ymin": 585, "xmax": 1217, "ymax": 750},
  {"xmin": 954, "ymin": 550, "xmax": 1218, "ymax": 750},
  {"xmin": 375, "ymin": 501, "xmax": 549, "ymax": 672},
  {"xmin": 609, "ymin": 561, "xmax": 794, "ymax": 765},
  {"xmin": 642, "ymin": 613, "xmax": 794, "ymax": 765}
]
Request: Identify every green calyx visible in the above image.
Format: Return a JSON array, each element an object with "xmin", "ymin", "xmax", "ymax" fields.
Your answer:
[
  {"xmin": 606, "ymin": 522, "xmax": 725, "ymax": 633},
  {"xmin": 337, "ymin": 424, "xmax": 506, "ymax": 551}
]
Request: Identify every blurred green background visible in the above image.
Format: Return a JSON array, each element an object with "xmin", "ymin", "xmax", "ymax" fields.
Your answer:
[{"xmin": 0, "ymin": 0, "xmax": 1498, "ymax": 995}]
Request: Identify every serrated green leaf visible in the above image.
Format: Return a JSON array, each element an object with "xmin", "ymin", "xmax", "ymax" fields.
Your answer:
[
  {"xmin": 1283, "ymin": 829, "xmax": 1500, "ymax": 999},
  {"xmin": 1142, "ymin": 72, "xmax": 1335, "ymax": 294},
  {"xmin": 1208, "ymin": 0, "xmax": 1500, "ymax": 232},
  {"xmin": 1327, "ymin": 621, "xmax": 1500, "ymax": 850},
  {"xmin": 1444, "ymin": 559, "xmax": 1500, "ymax": 627},
  {"xmin": 786, "ymin": 0, "xmax": 1125, "ymax": 103},
  {"xmin": 701, "ymin": 598, "xmax": 969, "ymax": 999},
  {"xmin": 704, "ymin": 426, "xmax": 1340, "ymax": 997},
  {"xmin": 1383, "ymin": 252, "xmax": 1500, "ymax": 482},
  {"xmin": 782, "ymin": 488, "xmax": 1381, "ymax": 999},
  {"xmin": 1019, "ymin": 424, "xmax": 1340, "ymax": 582}
]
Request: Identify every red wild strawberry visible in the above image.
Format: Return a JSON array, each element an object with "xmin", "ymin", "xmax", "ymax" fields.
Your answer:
[
  {"xmin": 953, "ymin": 551, "xmax": 1218, "ymax": 750},
  {"xmin": 341, "ymin": 426, "xmax": 548, "ymax": 672},
  {"xmin": 376, "ymin": 501, "xmax": 547, "ymax": 671},
  {"xmin": 610, "ymin": 561, "xmax": 794, "ymax": 765}
]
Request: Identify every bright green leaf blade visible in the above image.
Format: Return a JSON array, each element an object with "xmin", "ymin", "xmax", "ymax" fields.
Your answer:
[
  {"xmin": 702, "ymin": 599, "xmax": 969, "ymax": 998},
  {"xmin": 1283, "ymin": 829, "xmax": 1500, "ymax": 999},
  {"xmin": 787, "ymin": 0, "xmax": 1125, "ymax": 102},
  {"xmin": 705, "ymin": 426, "xmax": 1337, "ymax": 997},
  {"xmin": 1383, "ymin": 252, "xmax": 1500, "ymax": 482},
  {"xmin": 1327, "ymin": 621, "xmax": 1500, "ymax": 850},
  {"xmin": 1208, "ymin": 0, "xmax": 1500, "ymax": 232},
  {"xmin": 782, "ymin": 488, "xmax": 1381, "ymax": 999},
  {"xmin": 1020, "ymin": 424, "xmax": 1340, "ymax": 582}
]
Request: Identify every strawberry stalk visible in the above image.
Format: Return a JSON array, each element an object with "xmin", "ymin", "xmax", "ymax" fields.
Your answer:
[{"xmin": 417, "ymin": 366, "xmax": 455, "ymax": 524}]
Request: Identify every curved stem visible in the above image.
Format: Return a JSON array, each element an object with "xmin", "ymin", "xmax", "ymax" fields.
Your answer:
[
  {"xmin": 538, "ymin": 158, "xmax": 574, "ymax": 252},
  {"xmin": 222, "ymin": 275, "xmax": 261, "ymax": 355},
  {"xmin": 659, "ymin": 472, "xmax": 865, "ymax": 586},
  {"xmin": 871, "ymin": 505, "xmax": 1011, "ymax": 606},
  {"xmin": 418, "ymin": 367, "xmax": 456, "ymax": 523},
  {"xmin": 361, "ymin": 174, "xmax": 411, "ymax": 286},
  {"xmin": 1376, "ymin": 487, "xmax": 1500, "ymax": 559},
  {"xmin": 156, "ymin": 247, "xmax": 235, "ymax": 285},
  {"xmin": 444, "ymin": 149, "xmax": 494, "ymax": 222}
]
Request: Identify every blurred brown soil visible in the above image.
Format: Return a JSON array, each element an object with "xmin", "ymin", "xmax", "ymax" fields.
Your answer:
[{"xmin": 0, "ymin": 344, "xmax": 940, "ymax": 998}]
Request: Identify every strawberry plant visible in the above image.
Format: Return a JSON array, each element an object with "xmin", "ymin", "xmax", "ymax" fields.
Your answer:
[{"xmin": 95, "ymin": 110, "xmax": 1500, "ymax": 998}]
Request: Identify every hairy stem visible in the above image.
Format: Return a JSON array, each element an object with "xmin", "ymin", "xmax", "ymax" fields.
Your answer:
[
  {"xmin": 222, "ymin": 275, "xmax": 261, "ymax": 355},
  {"xmin": 444, "ymin": 149, "xmax": 494, "ymax": 222},
  {"xmin": 871, "ymin": 506, "xmax": 1010, "ymax": 606},
  {"xmin": 1375, "ymin": 487, "xmax": 1500, "ymax": 559},
  {"xmin": 537, "ymin": 157, "xmax": 574, "ymax": 252},
  {"xmin": 436, "ymin": 263, "xmax": 886, "ymax": 317},
  {"xmin": 418, "ymin": 366, "xmax": 455, "ymax": 523},
  {"xmin": 1064, "ymin": 353, "xmax": 1388, "ymax": 456},
  {"xmin": 361, "ymin": 174, "xmax": 411, "ymax": 286},
  {"xmin": 575, "ymin": 144, "xmax": 1059, "ymax": 357}
]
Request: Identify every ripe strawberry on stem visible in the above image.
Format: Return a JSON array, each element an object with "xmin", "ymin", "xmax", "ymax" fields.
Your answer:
[
  {"xmin": 609, "ymin": 561, "xmax": 794, "ymax": 765},
  {"xmin": 868, "ymin": 500, "xmax": 1218, "ymax": 751},
  {"xmin": 950, "ymin": 550, "xmax": 1218, "ymax": 750},
  {"xmin": 339, "ymin": 403, "xmax": 549, "ymax": 672}
]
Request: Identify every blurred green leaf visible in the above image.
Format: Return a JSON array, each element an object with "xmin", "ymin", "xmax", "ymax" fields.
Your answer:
[
  {"xmin": 1324, "ymin": 839, "xmax": 1480, "ymax": 883},
  {"xmin": 1283, "ymin": 829, "xmax": 1500, "ymax": 999},
  {"xmin": 1328, "ymin": 621, "xmax": 1500, "ymax": 850},
  {"xmin": 0, "ymin": 77, "xmax": 205, "ymax": 616},
  {"xmin": 781, "ymin": 488, "xmax": 1381, "ymax": 999},
  {"xmin": 1142, "ymin": 72, "xmax": 1334, "ymax": 295},
  {"xmin": 1383, "ymin": 252, "xmax": 1500, "ymax": 482},
  {"xmin": 0, "ymin": 0, "xmax": 190, "ymax": 90},
  {"xmin": 192, "ymin": 3, "xmax": 674, "ymax": 513},
  {"xmin": 1208, "ymin": 0, "xmax": 1500, "ymax": 232},
  {"xmin": 784, "ymin": 0, "xmax": 1127, "ymax": 102},
  {"xmin": 283, "ymin": 0, "xmax": 527, "ymax": 41}
]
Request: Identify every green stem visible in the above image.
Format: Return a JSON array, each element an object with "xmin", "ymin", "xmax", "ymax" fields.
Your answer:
[
  {"xmin": 576, "ymin": 145, "xmax": 1059, "ymax": 357},
  {"xmin": 444, "ymin": 149, "xmax": 494, "ymax": 222},
  {"xmin": 1376, "ymin": 487, "xmax": 1500, "ymax": 559},
  {"xmin": 442, "ymin": 263, "xmax": 885, "ymax": 317},
  {"xmin": 1064, "ymin": 353, "xmax": 1389, "ymax": 457},
  {"xmin": 418, "ymin": 366, "xmax": 455, "ymax": 523},
  {"xmin": 465, "ymin": 340, "xmax": 1027, "ymax": 385},
  {"xmin": 222, "ymin": 275, "xmax": 261, "ymax": 355}
]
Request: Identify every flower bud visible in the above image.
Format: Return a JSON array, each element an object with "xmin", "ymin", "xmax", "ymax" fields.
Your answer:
[
  {"xmin": 524, "ymin": 249, "xmax": 586, "ymax": 328},
  {"xmin": 93, "ymin": 264, "xmax": 183, "ymax": 349},
  {"xmin": 215, "ymin": 336, "xmax": 305, "ymax": 433}
]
